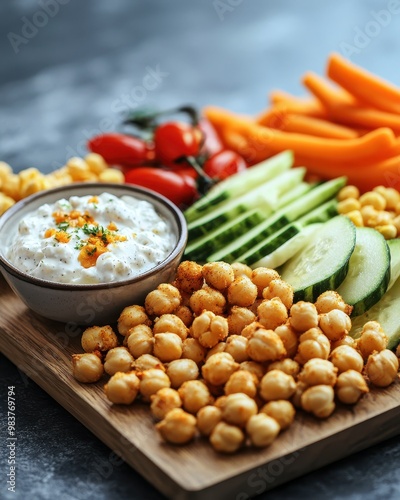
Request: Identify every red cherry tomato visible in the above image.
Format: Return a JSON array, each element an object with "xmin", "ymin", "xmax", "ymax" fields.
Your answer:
[
  {"xmin": 154, "ymin": 122, "xmax": 202, "ymax": 167},
  {"xmin": 203, "ymin": 150, "xmax": 247, "ymax": 180},
  {"xmin": 198, "ymin": 118, "xmax": 224, "ymax": 156},
  {"xmin": 88, "ymin": 133, "xmax": 155, "ymax": 168},
  {"xmin": 124, "ymin": 167, "xmax": 198, "ymax": 207}
]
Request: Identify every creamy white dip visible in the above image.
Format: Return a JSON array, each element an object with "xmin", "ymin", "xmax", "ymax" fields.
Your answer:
[{"xmin": 6, "ymin": 193, "xmax": 176, "ymax": 284}]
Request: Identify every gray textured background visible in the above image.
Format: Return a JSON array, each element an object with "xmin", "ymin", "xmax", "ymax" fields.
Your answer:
[{"xmin": 1, "ymin": 1, "xmax": 400, "ymax": 499}]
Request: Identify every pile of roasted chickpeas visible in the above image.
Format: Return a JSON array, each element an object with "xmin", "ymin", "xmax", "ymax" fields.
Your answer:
[
  {"xmin": 72, "ymin": 261, "xmax": 400, "ymax": 453},
  {"xmin": 337, "ymin": 184, "xmax": 400, "ymax": 239},
  {"xmin": 0, "ymin": 153, "xmax": 124, "ymax": 215}
]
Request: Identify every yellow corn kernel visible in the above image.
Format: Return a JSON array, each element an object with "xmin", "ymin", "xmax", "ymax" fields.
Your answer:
[
  {"xmin": 395, "ymin": 201, "xmax": 400, "ymax": 216},
  {"xmin": 374, "ymin": 210, "xmax": 393, "ymax": 226},
  {"xmin": 343, "ymin": 210, "xmax": 363, "ymax": 227},
  {"xmin": 373, "ymin": 186, "xmax": 400, "ymax": 210},
  {"xmin": 2, "ymin": 174, "xmax": 20, "ymax": 200},
  {"xmin": 360, "ymin": 205, "xmax": 378, "ymax": 226},
  {"xmin": 85, "ymin": 153, "xmax": 108, "ymax": 174},
  {"xmin": 98, "ymin": 168, "xmax": 125, "ymax": 183},
  {"xmin": 359, "ymin": 191, "xmax": 386, "ymax": 210},
  {"xmin": 375, "ymin": 224, "xmax": 397, "ymax": 240},
  {"xmin": 66, "ymin": 157, "xmax": 90, "ymax": 180},
  {"xmin": 392, "ymin": 215, "xmax": 400, "ymax": 236},
  {"xmin": 337, "ymin": 185, "xmax": 360, "ymax": 201},
  {"xmin": 337, "ymin": 198, "xmax": 361, "ymax": 214},
  {"xmin": 0, "ymin": 161, "xmax": 13, "ymax": 183},
  {"xmin": 0, "ymin": 193, "xmax": 15, "ymax": 215}
]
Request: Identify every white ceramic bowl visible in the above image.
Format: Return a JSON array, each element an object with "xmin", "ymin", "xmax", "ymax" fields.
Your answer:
[{"xmin": 0, "ymin": 183, "xmax": 187, "ymax": 325}]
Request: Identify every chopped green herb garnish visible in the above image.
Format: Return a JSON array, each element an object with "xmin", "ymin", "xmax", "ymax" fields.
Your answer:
[{"xmin": 57, "ymin": 221, "xmax": 70, "ymax": 231}]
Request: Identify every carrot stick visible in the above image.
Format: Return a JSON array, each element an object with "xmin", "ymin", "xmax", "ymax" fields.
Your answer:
[
  {"xmin": 268, "ymin": 90, "xmax": 327, "ymax": 118},
  {"xmin": 327, "ymin": 52, "xmax": 400, "ymax": 114},
  {"xmin": 204, "ymin": 106, "xmax": 396, "ymax": 163},
  {"xmin": 273, "ymin": 113, "xmax": 359, "ymax": 139},
  {"xmin": 303, "ymin": 72, "xmax": 400, "ymax": 132},
  {"xmin": 294, "ymin": 154, "xmax": 400, "ymax": 192}
]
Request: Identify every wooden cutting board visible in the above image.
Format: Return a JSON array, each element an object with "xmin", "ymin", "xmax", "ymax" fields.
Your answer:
[{"xmin": 1, "ymin": 276, "xmax": 399, "ymax": 500}]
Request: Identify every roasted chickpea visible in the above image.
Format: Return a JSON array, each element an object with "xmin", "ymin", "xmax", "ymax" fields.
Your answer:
[
  {"xmin": 315, "ymin": 291, "xmax": 353, "ymax": 315},
  {"xmin": 181, "ymin": 338, "xmax": 207, "ymax": 365},
  {"xmin": 139, "ymin": 369, "xmax": 171, "ymax": 402},
  {"xmin": 246, "ymin": 325, "xmax": 286, "ymax": 362},
  {"xmin": 227, "ymin": 276, "xmax": 258, "ymax": 307},
  {"xmin": 153, "ymin": 314, "xmax": 189, "ymax": 341},
  {"xmin": 227, "ymin": 306, "xmax": 256, "ymax": 336},
  {"xmin": 298, "ymin": 359, "xmax": 338, "ymax": 387},
  {"xmin": 274, "ymin": 323, "xmax": 299, "ymax": 358},
  {"xmin": 289, "ymin": 301, "xmax": 319, "ymax": 332},
  {"xmin": 357, "ymin": 322, "xmax": 388, "ymax": 360},
  {"xmin": 319, "ymin": 309, "xmax": 351, "ymax": 341},
  {"xmin": 291, "ymin": 381, "xmax": 308, "ymax": 409},
  {"xmin": 202, "ymin": 261, "xmax": 235, "ymax": 290},
  {"xmin": 104, "ymin": 371, "xmax": 140, "ymax": 405},
  {"xmin": 189, "ymin": 285, "xmax": 226, "ymax": 316},
  {"xmin": 262, "ymin": 278, "xmax": 294, "ymax": 310},
  {"xmin": 259, "ymin": 370, "xmax": 296, "ymax": 401},
  {"xmin": 174, "ymin": 305, "xmax": 194, "ymax": 328},
  {"xmin": 231, "ymin": 262, "xmax": 252, "ymax": 278},
  {"xmin": 224, "ymin": 335, "xmax": 249, "ymax": 362},
  {"xmin": 246, "ymin": 414, "xmax": 280, "ymax": 447},
  {"xmin": 366, "ymin": 349, "xmax": 399, "ymax": 387},
  {"xmin": 156, "ymin": 408, "xmax": 197, "ymax": 444},
  {"xmin": 81, "ymin": 325, "xmax": 118, "ymax": 353},
  {"xmin": 329, "ymin": 345, "xmax": 364, "ymax": 373},
  {"xmin": 202, "ymin": 352, "xmax": 239, "ymax": 386},
  {"xmin": 224, "ymin": 370, "xmax": 258, "ymax": 398},
  {"xmin": 150, "ymin": 388, "xmax": 182, "ymax": 420},
  {"xmin": 295, "ymin": 328, "xmax": 331, "ymax": 365},
  {"xmin": 268, "ymin": 358, "xmax": 300, "ymax": 377},
  {"xmin": 153, "ymin": 333, "xmax": 183, "ymax": 362},
  {"xmin": 210, "ymin": 422, "xmax": 245, "ymax": 453},
  {"xmin": 104, "ymin": 347, "xmax": 134, "ymax": 375},
  {"xmin": 134, "ymin": 354, "xmax": 165, "ymax": 372},
  {"xmin": 239, "ymin": 361, "xmax": 266, "ymax": 381},
  {"xmin": 117, "ymin": 305, "xmax": 151, "ymax": 336},
  {"xmin": 251, "ymin": 267, "xmax": 280, "ymax": 298},
  {"xmin": 335, "ymin": 370, "xmax": 369, "ymax": 404},
  {"xmin": 174, "ymin": 261, "xmax": 204, "ymax": 293},
  {"xmin": 205, "ymin": 342, "xmax": 226, "ymax": 360},
  {"xmin": 257, "ymin": 297, "xmax": 288, "ymax": 330},
  {"xmin": 145, "ymin": 283, "xmax": 181, "ymax": 316},
  {"xmin": 221, "ymin": 393, "xmax": 258, "ymax": 427},
  {"xmin": 178, "ymin": 380, "xmax": 214, "ymax": 414},
  {"xmin": 166, "ymin": 359, "xmax": 199, "ymax": 388},
  {"xmin": 331, "ymin": 335, "xmax": 356, "ymax": 350},
  {"xmin": 191, "ymin": 311, "xmax": 228, "ymax": 348},
  {"xmin": 72, "ymin": 353, "xmax": 103, "ymax": 383},
  {"xmin": 301, "ymin": 385, "xmax": 335, "ymax": 418},
  {"xmin": 126, "ymin": 325, "xmax": 154, "ymax": 358},
  {"xmin": 197, "ymin": 405, "xmax": 222, "ymax": 436},
  {"xmin": 260, "ymin": 400, "xmax": 296, "ymax": 430}
]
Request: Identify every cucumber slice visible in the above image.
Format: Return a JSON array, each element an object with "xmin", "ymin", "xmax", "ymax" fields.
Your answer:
[
  {"xmin": 387, "ymin": 238, "xmax": 400, "ymax": 289},
  {"xmin": 279, "ymin": 216, "xmax": 356, "ymax": 302},
  {"xmin": 183, "ymin": 209, "xmax": 264, "ymax": 261},
  {"xmin": 350, "ymin": 274, "xmax": 400, "ymax": 350},
  {"xmin": 336, "ymin": 227, "xmax": 390, "ymax": 316},
  {"xmin": 184, "ymin": 150, "xmax": 294, "ymax": 223},
  {"xmin": 188, "ymin": 168, "xmax": 306, "ymax": 240},
  {"xmin": 206, "ymin": 177, "xmax": 345, "ymax": 263},
  {"xmin": 238, "ymin": 222, "xmax": 303, "ymax": 266},
  {"xmin": 251, "ymin": 223, "xmax": 323, "ymax": 269}
]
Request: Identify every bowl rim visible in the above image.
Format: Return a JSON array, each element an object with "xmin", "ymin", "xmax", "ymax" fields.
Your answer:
[{"xmin": 0, "ymin": 182, "xmax": 187, "ymax": 290}]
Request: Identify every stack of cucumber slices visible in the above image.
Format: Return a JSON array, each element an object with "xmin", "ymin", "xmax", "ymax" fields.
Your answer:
[{"xmin": 184, "ymin": 151, "xmax": 400, "ymax": 351}]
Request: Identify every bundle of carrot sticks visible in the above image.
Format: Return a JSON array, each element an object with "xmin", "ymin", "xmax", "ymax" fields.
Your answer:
[{"xmin": 204, "ymin": 53, "xmax": 400, "ymax": 192}]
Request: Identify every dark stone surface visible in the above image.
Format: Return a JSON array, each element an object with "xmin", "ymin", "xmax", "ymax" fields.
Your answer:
[{"xmin": 1, "ymin": 1, "xmax": 400, "ymax": 499}]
